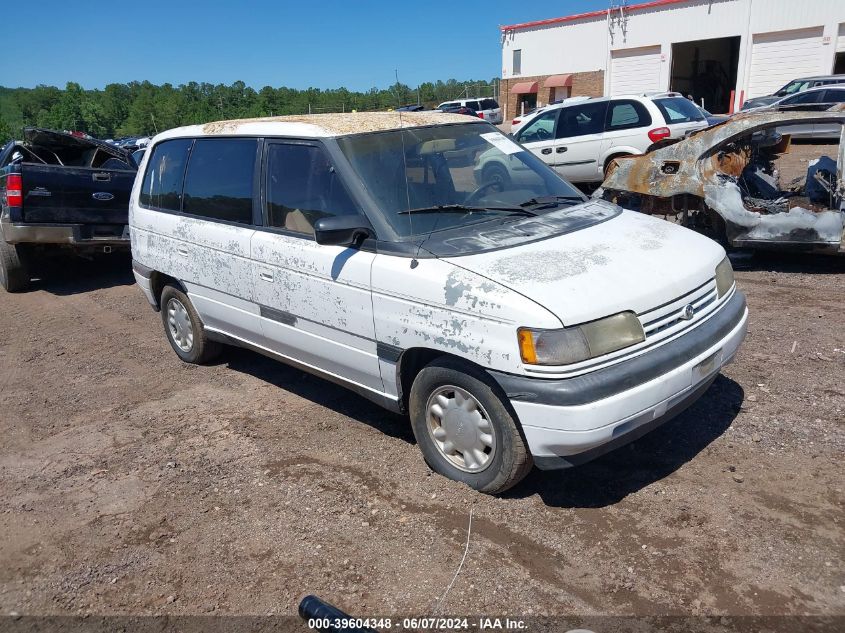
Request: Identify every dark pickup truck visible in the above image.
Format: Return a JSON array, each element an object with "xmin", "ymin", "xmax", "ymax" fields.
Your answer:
[{"xmin": 0, "ymin": 128, "xmax": 137, "ymax": 291}]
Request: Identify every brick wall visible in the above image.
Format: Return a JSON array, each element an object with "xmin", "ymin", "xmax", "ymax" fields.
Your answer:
[{"xmin": 501, "ymin": 70, "xmax": 605, "ymax": 121}]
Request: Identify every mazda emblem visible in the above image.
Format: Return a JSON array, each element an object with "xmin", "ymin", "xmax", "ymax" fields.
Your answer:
[{"xmin": 680, "ymin": 303, "xmax": 695, "ymax": 320}]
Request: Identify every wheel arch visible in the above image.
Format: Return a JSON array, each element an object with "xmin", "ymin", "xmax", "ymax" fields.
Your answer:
[{"xmin": 149, "ymin": 271, "xmax": 188, "ymax": 310}]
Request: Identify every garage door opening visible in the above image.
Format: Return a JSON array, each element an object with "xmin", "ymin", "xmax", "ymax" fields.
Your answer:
[{"xmin": 670, "ymin": 36, "xmax": 740, "ymax": 114}]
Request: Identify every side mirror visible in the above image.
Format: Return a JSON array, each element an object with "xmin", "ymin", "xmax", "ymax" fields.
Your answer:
[{"xmin": 314, "ymin": 215, "xmax": 372, "ymax": 247}]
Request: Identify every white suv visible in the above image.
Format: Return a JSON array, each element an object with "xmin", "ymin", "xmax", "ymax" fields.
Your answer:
[
  {"xmin": 483, "ymin": 93, "xmax": 708, "ymax": 184},
  {"xmin": 130, "ymin": 112, "xmax": 745, "ymax": 494},
  {"xmin": 437, "ymin": 98, "xmax": 503, "ymax": 124}
]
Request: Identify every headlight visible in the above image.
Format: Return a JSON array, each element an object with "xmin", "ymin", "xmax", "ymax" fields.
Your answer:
[
  {"xmin": 715, "ymin": 255, "xmax": 734, "ymax": 298},
  {"xmin": 518, "ymin": 312, "xmax": 645, "ymax": 366}
]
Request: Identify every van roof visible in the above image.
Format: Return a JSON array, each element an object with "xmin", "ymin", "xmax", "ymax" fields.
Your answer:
[{"xmin": 154, "ymin": 111, "xmax": 482, "ymax": 142}]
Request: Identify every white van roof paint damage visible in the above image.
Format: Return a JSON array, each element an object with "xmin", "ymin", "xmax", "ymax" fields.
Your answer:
[{"xmin": 152, "ymin": 112, "xmax": 482, "ymax": 142}]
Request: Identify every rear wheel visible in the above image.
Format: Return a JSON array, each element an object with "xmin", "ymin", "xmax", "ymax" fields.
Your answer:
[
  {"xmin": 0, "ymin": 240, "xmax": 30, "ymax": 292},
  {"xmin": 160, "ymin": 285, "xmax": 222, "ymax": 364},
  {"xmin": 409, "ymin": 357, "xmax": 532, "ymax": 494}
]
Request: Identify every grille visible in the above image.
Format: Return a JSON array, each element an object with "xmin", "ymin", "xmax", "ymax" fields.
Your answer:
[{"xmin": 639, "ymin": 278, "xmax": 720, "ymax": 342}]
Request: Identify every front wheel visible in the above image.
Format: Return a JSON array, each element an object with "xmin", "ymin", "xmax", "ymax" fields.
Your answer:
[
  {"xmin": 160, "ymin": 285, "xmax": 222, "ymax": 364},
  {"xmin": 409, "ymin": 357, "xmax": 532, "ymax": 494}
]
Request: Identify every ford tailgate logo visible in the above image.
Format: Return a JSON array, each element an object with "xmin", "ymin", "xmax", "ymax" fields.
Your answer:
[{"xmin": 92, "ymin": 192, "xmax": 114, "ymax": 201}]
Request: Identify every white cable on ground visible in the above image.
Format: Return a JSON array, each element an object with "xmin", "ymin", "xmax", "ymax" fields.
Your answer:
[{"xmin": 434, "ymin": 506, "xmax": 474, "ymax": 614}]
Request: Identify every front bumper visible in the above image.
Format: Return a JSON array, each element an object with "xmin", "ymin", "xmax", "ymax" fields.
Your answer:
[
  {"xmin": 490, "ymin": 290, "xmax": 748, "ymax": 469},
  {"xmin": 1, "ymin": 216, "xmax": 129, "ymax": 247}
]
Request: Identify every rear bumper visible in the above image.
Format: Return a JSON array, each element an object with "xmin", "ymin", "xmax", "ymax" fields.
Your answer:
[
  {"xmin": 1, "ymin": 216, "xmax": 129, "ymax": 247},
  {"xmin": 489, "ymin": 291, "xmax": 748, "ymax": 469}
]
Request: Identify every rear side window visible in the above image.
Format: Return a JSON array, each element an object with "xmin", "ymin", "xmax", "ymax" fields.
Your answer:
[
  {"xmin": 783, "ymin": 90, "xmax": 824, "ymax": 105},
  {"xmin": 481, "ymin": 99, "xmax": 499, "ymax": 110},
  {"xmin": 466, "ymin": 101, "xmax": 481, "ymax": 111},
  {"xmin": 823, "ymin": 88, "xmax": 845, "ymax": 102},
  {"xmin": 139, "ymin": 139, "xmax": 192, "ymax": 211},
  {"xmin": 654, "ymin": 97, "xmax": 705, "ymax": 124},
  {"xmin": 265, "ymin": 143, "xmax": 358, "ymax": 236},
  {"xmin": 605, "ymin": 100, "xmax": 652, "ymax": 131},
  {"xmin": 182, "ymin": 139, "xmax": 258, "ymax": 224}
]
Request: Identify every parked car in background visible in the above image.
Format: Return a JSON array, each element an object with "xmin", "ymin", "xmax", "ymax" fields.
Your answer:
[
  {"xmin": 698, "ymin": 105, "xmax": 729, "ymax": 127},
  {"xmin": 0, "ymin": 128, "xmax": 138, "ymax": 292},
  {"xmin": 130, "ymin": 112, "xmax": 745, "ymax": 493},
  {"xmin": 741, "ymin": 74, "xmax": 845, "ymax": 111},
  {"xmin": 481, "ymin": 93, "xmax": 708, "ymax": 185},
  {"xmin": 437, "ymin": 98, "xmax": 502, "ymax": 124},
  {"xmin": 395, "ymin": 104, "xmax": 425, "ymax": 112},
  {"xmin": 437, "ymin": 104, "xmax": 479, "ymax": 118},
  {"xmin": 754, "ymin": 85, "xmax": 845, "ymax": 139}
]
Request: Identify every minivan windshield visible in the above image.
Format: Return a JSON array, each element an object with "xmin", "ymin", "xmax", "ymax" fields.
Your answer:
[{"xmin": 335, "ymin": 123, "xmax": 585, "ymax": 239}]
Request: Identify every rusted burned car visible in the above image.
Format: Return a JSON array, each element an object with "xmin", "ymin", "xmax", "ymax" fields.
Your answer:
[{"xmin": 599, "ymin": 109, "xmax": 845, "ymax": 254}]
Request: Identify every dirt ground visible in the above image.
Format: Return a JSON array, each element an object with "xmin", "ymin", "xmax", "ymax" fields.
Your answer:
[{"xmin": 0, "ymin": 143, "xmax": 843, "ymax": 624}]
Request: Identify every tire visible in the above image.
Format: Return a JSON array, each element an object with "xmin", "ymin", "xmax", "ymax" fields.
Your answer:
[
  {"xmin": 0, "ymin": 240, "xmax": 31, "ymax": 293},
  {"xmin": 409, "ymin": 357, "xmax": 532, "ymax": 494},
  {"xmin": 482, "ymin": 163, "xmax": 511, "ymax": 191},
  {"xmin": 160, "ymin": 284, "xmax": 222, "ymax": 364}
]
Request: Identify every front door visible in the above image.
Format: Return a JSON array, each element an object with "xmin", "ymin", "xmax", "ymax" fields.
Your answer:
[
  {"xmin": 515, "ymin": 109, "xmax": 560, "ymax": 170},
  {"xmin": 251, "ymin": 140, "xmax": 383, "ymax": 393}
]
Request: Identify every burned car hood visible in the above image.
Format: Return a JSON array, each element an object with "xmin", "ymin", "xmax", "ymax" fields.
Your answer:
[
  {"xmin": 23, "ymin": 127, "xmax": 134, "ymax": 164},
  {"xmin": 442, "ymin": 207, "xmax": 725, "ymax": 325},
  {"xmin": 600, "ymin": 110, "xmax": 845, "ymax": 199}
]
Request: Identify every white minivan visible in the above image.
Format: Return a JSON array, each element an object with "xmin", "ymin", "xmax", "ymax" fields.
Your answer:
[
  {"xmin": 482, "ymin": 93, "xmax": 708, "ymax": 184},
  {"xmin": 130, "ymin": 112, "xmax": 747, "ymax": 494}
]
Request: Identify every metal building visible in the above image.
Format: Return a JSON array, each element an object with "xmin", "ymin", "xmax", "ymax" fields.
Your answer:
[{"xmin": 500, "ymin": 0, "xmax": 845, "ymax": 119}]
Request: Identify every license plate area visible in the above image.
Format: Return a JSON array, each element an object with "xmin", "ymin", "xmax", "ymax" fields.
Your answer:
[{"xmin": 692, "ymin": 350, "xmax": 722, "ymax": 385}]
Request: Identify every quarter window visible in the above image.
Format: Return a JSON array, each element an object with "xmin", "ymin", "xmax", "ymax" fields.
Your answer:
[
  {"xmin": 265, "ymin": 143, "xmax": 358, "ymax": 236},
  {"xmin": 606, "ymin": 100, "xmax": 652, "ymax": 131},
  {"xmin": 182, "ymin": 139, "xmax": 258, "ymax": 224},
  {"xmin": 139, "ymin": 139, "xmax": 192, "ymax": 211}
]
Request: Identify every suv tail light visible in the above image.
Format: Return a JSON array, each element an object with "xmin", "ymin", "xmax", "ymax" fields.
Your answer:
[
  {"xmin": 6, "ymin": 173, "xmax": 22, "ymax": 207},
  {"xmin": 512, "ymin": 119, "xmax": 519, "ymax": 125},
  {"xmin": 648, "ymin": 127, "xmax": 671, "ymax": 143},
  {"xmin": 478, "ymin": 112, "xmax": 484, "ymax": 119}
]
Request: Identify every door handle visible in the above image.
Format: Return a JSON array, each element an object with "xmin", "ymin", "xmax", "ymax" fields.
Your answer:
[
  {"xmin": 541, "ymin": 148, "xmax": 552, "ymax": 155},
  {"xmin": 259, "ymin": 272, "xmax": 274, "ymax": 282},
  {"xmin": 92, "ymin": 172, "xmax": 111, "ymax": 182},
  {"xmin": 556, "ymin": 147, "xmax": 568, "ymax": 153},
  {"xmin": 177, "ymin": 248, "xmax": 189, "ymax": 257}
]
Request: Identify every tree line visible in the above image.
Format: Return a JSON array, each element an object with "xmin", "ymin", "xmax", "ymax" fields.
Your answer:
[{"xmin": 0, "ymin": 78, "xmax": 499, "ymax": 143}]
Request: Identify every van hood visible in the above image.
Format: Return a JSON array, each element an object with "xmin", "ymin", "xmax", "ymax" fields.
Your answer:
[{"xmin": 442, "ymin": 207, "xmax": 725, "ymax": 325}]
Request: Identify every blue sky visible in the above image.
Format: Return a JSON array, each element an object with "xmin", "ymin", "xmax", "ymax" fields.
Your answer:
[{"xmin": 3, "ymin": 1, "xmax": 610, "ymax": 91}]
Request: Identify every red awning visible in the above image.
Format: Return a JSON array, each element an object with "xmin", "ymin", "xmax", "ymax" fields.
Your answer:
[
  {"xmin": 544, "ymin": 74, "xmax": 573, "ymax": 88},
  {"xmin": 510, "ymin": 81, "xmax": 538, "ymax": 94}
]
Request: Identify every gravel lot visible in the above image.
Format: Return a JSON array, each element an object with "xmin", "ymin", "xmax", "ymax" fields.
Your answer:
[
  {"xmin": 1, "ymin": 250, "xmax": 842, "ymax": 622},
  {"xmin": 0, "ymin": 142, "xmax": 843, "ymax": 623}
]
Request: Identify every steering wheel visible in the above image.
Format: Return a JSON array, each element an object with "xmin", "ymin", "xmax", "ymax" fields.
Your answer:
[
  {"xmin": 535, "ymin": 127, "xmax": 552, "ymax": 141},
  {"xmin": 465, "ymin": 180, "xmax": 504, "ymax": 205}
]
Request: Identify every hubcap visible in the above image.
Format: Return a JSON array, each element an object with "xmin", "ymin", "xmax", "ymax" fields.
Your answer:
[
  {"xmin": 166, "ymin": 298, "xmax": 194, "ymax": 352},
  {"xmin": 426, "ymin": 385, "xmax": 496, "ymax": 473}
]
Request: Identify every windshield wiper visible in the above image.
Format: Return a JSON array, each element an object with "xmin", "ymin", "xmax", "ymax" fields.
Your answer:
[
  {"xmin": 519, "ymin": 195, "xmax": 585, "ymax": 210},
  {"xmin": 398, "ymin": 204, "xmax": 537, "ymax": 216}
]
